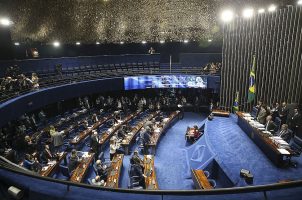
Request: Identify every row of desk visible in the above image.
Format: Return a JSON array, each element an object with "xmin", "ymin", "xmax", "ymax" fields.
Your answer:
[
  {"xmin": 144, "ymin": 155, "xmax": 159, "ymax": 190},
  {"xmin": 31, "ymin": 108, "xmax": 89, "ymax": 141},
  {"xmin": 237, "ymin": 112, "xmax": 292, "ymax": 167},
  {"xmin": 121, "ymin": 111, "xmax": 160, "ymax": 155},
  {"xmin": 147, "ymin": 111, "xmax": 180, "ymax": 155},
  {"xmin": 70, "ymin": 114, "xmax": 113, "ymax": 145},
  {"xmin": 70, "ymin": 152, "xmax": 95, "ymax": 183},
  {"xmin": 39, "ymin": 152, "xmax": 67, "ymax": 177},
  {"xmin": 99, "ymin": 110, "xmax": 142, "ymax": 146},
  {"xmin": 106, "ymin": 154, "xmax": 124, "ymax": 188}
]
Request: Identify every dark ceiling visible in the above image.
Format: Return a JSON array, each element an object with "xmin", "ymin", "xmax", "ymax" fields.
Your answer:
[{"xmin": 0, "ymin": 0, "xmax": 296, "ymax": 44}]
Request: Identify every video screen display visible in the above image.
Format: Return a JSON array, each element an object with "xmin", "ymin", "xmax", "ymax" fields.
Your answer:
[{"xmin": 124, "ymin": 75, "xmax": 207, "ymax": 90}]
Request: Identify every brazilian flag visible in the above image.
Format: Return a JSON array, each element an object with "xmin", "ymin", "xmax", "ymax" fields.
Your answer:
[
  {"xmin": 233, "ymin": 91, "xmax": 239, "ymax": 111},
  {"xmin": 248, "ymin": 55, "xmax": 256, "ymax": 103}
]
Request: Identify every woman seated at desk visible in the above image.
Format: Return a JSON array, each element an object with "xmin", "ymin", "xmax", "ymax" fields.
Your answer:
[{"xmin": 186, "ymin": 125, "xmax": 201, "ymax": 143}]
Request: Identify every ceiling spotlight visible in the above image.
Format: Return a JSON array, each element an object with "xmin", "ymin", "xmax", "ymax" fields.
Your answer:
[
  {"xmin": 120, "ymin": 41, "xmax": 124, "ymax": 44},
  {"xmin": 160, "ymin": 40, "xmax": 165, "ymax": 44},
  {"xmin": 258, "ymin": 8, "xmax": 265, "ymax": 14},
  {"xmin": 242, "ymin": 8, "xmax": 254, "ymax": 18},
  {"xmin": 268, "ymin": 4, "xmax": 277, "ymax": 12},
  {"xmin": 184, "ymin": 39, "xmax": 189, "ymax": 43},
  {"xmin": 96, "ymin": 42, "xmax": 100, "ymax": 45},
  {"xmin": 53, "ymin": 41, "xmax": 60, "ymax": 47},
  {"xmin": 14, "ymin": 42, "xmax": 20, "ymax": 46},
  {"xmin": 221, "ymin": 10, "xmax": 234, "ymax": 23},
  {"xmin": 208, "ymin": 39, "xmax": 213, "ymax": 42},
  {"xmin": 298, "ymin": 0, "xmax": 302, "ymax": 5},
  {"xmin": 142, "ymin": 41, "xmax": 147, "ymax": 44},
  {"xmin": 0, "ymin": 18, "xmax": 12, "ymax": 26},
  {"xmin": 76, "ymin": 42, "xmax": 81, "ymax": 45}
]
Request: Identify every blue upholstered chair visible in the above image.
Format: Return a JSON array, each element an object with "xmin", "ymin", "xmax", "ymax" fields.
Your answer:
[
  {"xmin": 59, "ymin": 165, "xmax": 71, "ymax": 179},
  {"xmin": 208, "ymin": 179, "xmax": 217, "ymax": 188},
  {"xmin": 203, "ymin": 170, "xmax": 210, "ymax": 178},
  {"xmin": 23, "ymin": 159, "xmax": 34, "ymax": 170}
]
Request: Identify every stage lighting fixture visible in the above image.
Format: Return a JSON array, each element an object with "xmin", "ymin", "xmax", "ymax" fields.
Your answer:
[
  {"xmin": 258, "ymin": 8, "xmax": 265, "ymax": 14},
  {"xmin": 76, "ymin": 42, "xmax": 81, "ymax": 45},
  {"xmin": 298, "ymin": 0, "xmax": 302, "ymax": 5},
  {"xmin": 268, "ymin": 5, "xmax": 277, "ymax": 12},
  {"xmin": 183, "ymin": 39, "xmax": 189, "ymax": 43},
  {"xmin": 0, "ymin": 18, "xmax": 12, "ymax": 26},
  {"xmin": 142, "ymin": 41, "xmax": 147, "ymax": 44},
  {"xmin": 14, "ymin": 42, "xmax": 20, "ymax": 46},
  {"xmin": 160, "ymin": 40, "xmax": 165, "ymax": 44},
  {"xmin": 96, "ymin": 42, "xmax": 100, "ymax": 45},
  {"xmin": 221, "ymin": 10, "xmax": 234, "ymax": 23},
  {"xmin": 242, "ymin": 8, "xmax": 254, "ymax": 18},
  {"xmin": 120, "ymin": 41, "xmax": 124, "ymax": 44},
  {"xmin": 53, "ymin": 41, "xmax": 60, "ymax": 47}
]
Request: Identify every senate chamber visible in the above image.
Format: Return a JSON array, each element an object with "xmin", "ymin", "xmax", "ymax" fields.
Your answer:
[{"xmin": 0, "ymin": 1, "xmax": 302, "ymax": 200}]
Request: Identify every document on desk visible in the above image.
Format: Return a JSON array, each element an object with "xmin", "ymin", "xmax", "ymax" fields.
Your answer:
[{"xmin": 277, "ymin": 148, "xmax": 290, "ymax": 155}]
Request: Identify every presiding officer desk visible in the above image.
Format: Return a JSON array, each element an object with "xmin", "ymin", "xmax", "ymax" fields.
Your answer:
[
  {"xmin": 144, "ymin": 155, "xmax": 159, "ymax": 190},
  {"xmin": 237, "ymin": 112, "xmax": 293, "ymax": 167},
  {"xmin": 212, "ymin": 109, "xmax": 230, "ymax": 117},
  {"xmin": 121, "ymin": 111, "xmax": 160, "ymax": 155},
  {"xmin": 99, "ymin": 110, "xmax": 142, "ymax": 148},
  {"xmin": 70, "ymin": 152, "xmax": 95, "ymax": 183},
  {"xmin": 40, "ymin": 152, "xmax": 67, "ymax": 177},
  {"xmin": 147, "ymin": 111, "xmax": 180, "ymax": 155},
  {"xmin": 106, "ymin": 154, "xmax": 124, "ymax": 188},
  {"xmin": 70, "ymin": 113, "xmax": 113, "ymax": 146}
]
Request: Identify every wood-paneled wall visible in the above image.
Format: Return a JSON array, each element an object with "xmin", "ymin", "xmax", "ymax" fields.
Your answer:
[{"xmin": 221, "ymin": 5, "xmax": 302, "ymax": 111}]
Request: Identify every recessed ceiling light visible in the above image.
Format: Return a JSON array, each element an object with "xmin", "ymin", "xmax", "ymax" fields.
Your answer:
[
  {"xmin": 142, "ymin": 41, "xmax": 147, "ymax": 44},
  {"xmin": 242, "ymin": 8, "xmax": 254, "ymax": 18},
  {"xmin": 258, "ymin": 8, "xmax": 265, "ymax": 14},
  {"xmin": 268, "ymin": 4, "xmax": 277, "ymax": 12},
  {"xmin": 76, "ymin": 42, "xmax": 81, "ymax": 45},
  {"xmin": 221, "ymin": 10, "xmax": 234, "ymax": 23},
  {"xmin": 96, "ymin": 42, "xmax": 100, "ymax": 45},
  {"xmin": 0, "ymin": 18, "xmax": 12, "ymax": 26},
  {"xmin": 53, "ymin": 41, "xmax": 60, "ymax": 47},
  {"xmin": 160, "ymin": 40, "xmax": 165, "ymax": 44},
  {"xmin": 14, "ymin": 42, "xmax": 20, "ymax": 46}
]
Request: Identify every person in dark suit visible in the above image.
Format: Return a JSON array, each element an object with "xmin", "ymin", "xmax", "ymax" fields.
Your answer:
[
  {"xmin": 276, "ymin": 124, "xmax": 292, "ymax": 143},
  {"xmin": 271, "ymin": 102, "xmax": 281, "ymax": 120},
  {"xmin": 90, "ymin": 131, "xmax": 99, "ymax": 157},
  {"xmin": 68, "ymin": 149, "xmax": 79, "ymax": 172},
  {"xmin": 129, "ymin": 158, "xmax": 146, "ymax": 189},
  {"xmin": 94, "ymin": 160, "xmax": 108, "ymax": 179},
  {"xmin": 131, "ymin": 150, "xmax": 144, "ymax": 170},
  {"xmin": 257, "ymin": 105, "xmax": 269, "ymax": 124},
  {"xmin": 41, "ymin": 144, "xmax": 54, "ymax": 162},
  {"xmin": 279, "ymin": 102, "xmax": 289, "ymax": 125},
  {"xmin": 288, "ymin": 108, "xmax": 301, "ymax": 135},
  {"xmin": 264, "ymin": 115, "xmax": 277, "ymax": 133}
]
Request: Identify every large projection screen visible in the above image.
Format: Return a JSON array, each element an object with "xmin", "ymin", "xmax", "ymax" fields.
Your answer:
[{"xmin": 124, "ymin": 75, "xmax": 207, "ymax": 90}]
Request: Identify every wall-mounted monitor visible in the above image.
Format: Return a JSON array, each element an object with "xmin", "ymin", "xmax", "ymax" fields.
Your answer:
[{"xmin": 124, "ymin": 75, "xmax": 207, "ymax": 90}]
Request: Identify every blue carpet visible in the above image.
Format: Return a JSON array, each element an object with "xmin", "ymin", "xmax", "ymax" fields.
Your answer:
[{"xmin": 154, "ymin": 112, "xmax": 207, "ymax": 190}]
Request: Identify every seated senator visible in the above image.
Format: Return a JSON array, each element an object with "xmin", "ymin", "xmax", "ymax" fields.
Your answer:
[
  {"xmin": 275, "ymin": 124, "xmax": 292, "ymax": 143},
  {"xmin": 94, "ymin": 160, "xmax": 108, "ymax": 179},
  {"xmin": 68, "ymin": 149, "xmax": 80, "ymax": 172}
]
